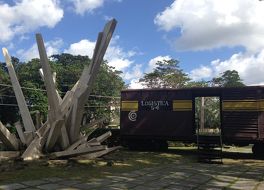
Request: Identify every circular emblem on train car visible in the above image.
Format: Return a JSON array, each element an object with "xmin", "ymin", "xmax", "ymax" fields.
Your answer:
[{"xmin": 128, "ymin": 111, "xmax": 137, "ymax": 122}]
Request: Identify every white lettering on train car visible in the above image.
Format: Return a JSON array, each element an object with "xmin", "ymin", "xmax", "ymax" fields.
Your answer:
[{"xmin": 141, "ymin": 101, "xmax": 169, "ymax": 110}]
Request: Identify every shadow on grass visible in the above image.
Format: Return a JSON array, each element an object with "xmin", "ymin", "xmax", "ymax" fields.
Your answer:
[
  {"xmin": 167, "ymin": 146, "xmax": 264, "ymax": 161},
  {"xmin": 1, "ymin": 147, "xmax": 264, "ymax": 188},
  {"xmin": 0, "ymin": 149, "xmax": 182, "ymax": 184}
]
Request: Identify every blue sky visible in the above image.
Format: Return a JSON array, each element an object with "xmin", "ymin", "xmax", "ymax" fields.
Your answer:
[{"xmin": 0, "ymin": 0, "xmax": 264, "ymax": 88}]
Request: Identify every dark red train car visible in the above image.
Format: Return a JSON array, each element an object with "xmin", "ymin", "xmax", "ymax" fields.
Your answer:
[{"xmin": 120, "ymin": 86, "xmax": 264, "ymax": 153}]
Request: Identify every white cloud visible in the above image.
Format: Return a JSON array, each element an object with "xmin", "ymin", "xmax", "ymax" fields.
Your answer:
[
  {"xmin": 70, "ymin": 0, "xmax": 104, "ymax": 15},
  {"xmin": 64, "ymin": 39, "xmax": 95, "ymax": 57},
  {"xmin": 64, "ymin": 37, "xmax": 135, "ymax": 71},
  {"xmin": 146, "ymin": 55, "xmax": 171, "ymax": 73},
  {"xmin": 155, "ymin": 0, "xmax": 264, "ymax": 86},
  {"xmin": 106, "ymin": 57, "xmax": 132, "ymax": 71},
  {"xmin": 19, "ymin": 35, "xmax": 30, "ymax": 42},
  {"xmin": 189, "ymin": 66, "xmax": 213, "ymax": 81},
  {"xmin": 189, "ymin": 50, "xmax": 264, "ymax": 85},
  {"xmin": 0, "ymin": 0, "xmax": 63, "ymax": 42},
  {"xmin": 123, "ymin": 64, "xmax": 142, "ymax": 80},
  {"xmin": 127, "ymin": 55, "xmax": 172, "ymax": 89},
  {"xmin": 154, "ymin": 0, "xmax": 264, "ymax": 52},
  {"xmin": 105, "ymin": 45, "xmax": 134, "ymax": 70},
  {"xmin": 70, "ymin": 0, "xmax": 122, "ymax": 15},
  {"xmin": 63, "ymin": 36, "xmax": 146, "ymax": 88},
  {"xmin": 129, "ymin": 79, "xmax": 144, "ymax": 89},
  {"xmin": 63, "ymin": 39, "xmax": 176, "ymax": 89},
  {"xmin": 103, "ymin": 15, "xmax": 113, "ymax": 21},
  {"xmin": 17, "ymin": 38, "xmax": 63, "ymax": 61}
]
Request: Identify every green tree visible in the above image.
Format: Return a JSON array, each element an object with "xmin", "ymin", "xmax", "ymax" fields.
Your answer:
[
  {"xmin": 15, "ymin": 58, "xmax": 48, "ymax": 121},
  {"xmin": 0, "ymin": 60, "xmax": 20, "ymax": 124},
  {"xmin": 82, "ymin": 61, "xmax": 125, "ymax": 123},
  {"xmin": 51, "ymin": 53, "xmax": 89, "ymax": 92},
  {"xmin": 211, "ymin": 70, "xmax": 245, "ymax": 87},
  {"xmin": 195, "ymin": 97, "xmax": 220, "ymax": 130},
  {"xmin": 139, "ymin": 59, "xmax": 190, "ymax": 88},
  {"xmin": 186, "ymin": 80, "xmax": 209, "ymax": 88},
  {"xmin": 0, "ymin": 62, "xmax": 9, "ymax": 83},
  {"xmin": 0, "ymin": 54, "xmax": 125, "ymax": 126},
  {"xmin": 51, "ymin": 54, "xmax": 125, "ymax": 124},
  {"xmin": 139, "ymin": 72, "xmax": 160, "ymax": 88}
]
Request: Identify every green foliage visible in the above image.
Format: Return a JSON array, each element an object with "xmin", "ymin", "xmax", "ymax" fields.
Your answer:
[
  {"xmin": 0, "ymin": 54, "xmax": 125, "ymax": 126},
  {"xmin": 0, "ymin": 63, "xmax": 9, "ymax": 83},
  {"xmin": 186, "ymin": 80, "xmax": 209, "ymax": 88},
  {"xmin": 139, "ymin": 59, "xmax": 190, "ymax": 88},
  {"xmin": 51, "ymin": 53, "xmax": 89, "ymax": 92},
  {"xmin": 195, "ymin": 97, "xmax": 220, "ymax": 130},
  {"xmin": 16, "ymin": 59, "xmax": 44, "ymax": 87},
  {"xmin": 139, "ymin": 72, "xmax": 160, "ymax": 88},
  {"xmin": 0, "ymin": 60, "xmax": 20, "ymax": 124},
  {"xmin": 211, "ymin": 70, "xmax": 245, "ymax": 87},
  {"xmin": 51, "ymin": 54, "xmax": 125, "ymax": 124},
  {"xmin": 15, "ymin": 58, "xmax": 48, "ymax": 120},
  {"xmin": 85, "ymin": 62, "xmax": 124, "ymax": 123}
]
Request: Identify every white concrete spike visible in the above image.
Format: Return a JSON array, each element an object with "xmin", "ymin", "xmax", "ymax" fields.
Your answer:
[{"xmin": 2, "ymin": 48, "xmax": 36, "ymax": 133}]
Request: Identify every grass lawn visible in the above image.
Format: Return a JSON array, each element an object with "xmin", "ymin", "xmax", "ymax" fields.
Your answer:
[
  {"xmin": 1, "ymin": 145, "xmax": 263, "ymax": 185},
  {"xmin": 0, "ymin": 148, "xmax": 185, "ymax": 184}
]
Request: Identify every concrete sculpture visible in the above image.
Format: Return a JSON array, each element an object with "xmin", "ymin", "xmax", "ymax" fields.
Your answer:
[{"xmin": 0, "ymin": 19, "xmax": 120, "ymax": 160}]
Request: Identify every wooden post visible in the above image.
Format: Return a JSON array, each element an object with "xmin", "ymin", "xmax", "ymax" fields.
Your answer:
[
  {"xmin": 45, "ymin": 119, "xmax": 64, "ymax": 151},
  {"xmin": 2, "ymin": 48, "xmax": 36, "ymax": 133},
  {"xmin": 1, "ymin": 19, "xmax": 118, "ymax": 160},
  {"xmin": 200, "ymin": 97, "xmax": 205, "ymax": 131},
  {"xmin": 14, "ymin": 121, "xmax": 27, "ymax": 145},
  {"xmin": 68, "ymin": 19, "xmax": 117, "ymax": 143},
  {"xmin": 36, "ymin": 34, "xmax": 69, "ymax": 150},
  {"xmin": 80, "ymin": 146, "xmax": 121, "ymax": 159},
  {"xmin": 51, "ymin": 145, "xmax": 107, "ymax": 158},
  {"xmin": 35, "ymin": 110, "xmax": 41, "ymax": 130},
  {"xmin": 39, "ymin": 69, "xmax": 62, "ymax": 104},
  {"xmin": 36, "ymin": 34, "xmax": 60, "ymax": 121},
  {"xmin": 59, "ymin": 125, "xmax": 70, "ymax": 149},
  {"xmin": 22, "ymin": 124, "xmax": 50, "ymax": 160},
  {"xmin": 0, "ymin": 121, "xmax": 20, "ymax": 150}
]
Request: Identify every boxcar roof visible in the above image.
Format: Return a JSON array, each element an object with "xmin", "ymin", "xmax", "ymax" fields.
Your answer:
[{"xmin": 121, "ymin": 85, "xmax": 264, "ymax": 93}]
